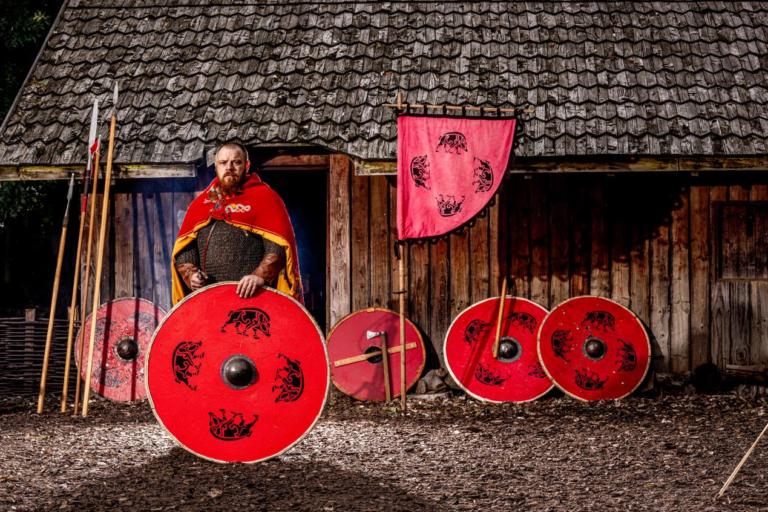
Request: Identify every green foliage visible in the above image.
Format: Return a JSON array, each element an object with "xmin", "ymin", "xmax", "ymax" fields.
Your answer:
[
  {"xmin": 0, "ymin": 0, "xmax": 60, "ymax": 114},
  {"xmin": 0, "ymin": 181, "xmax": 56, "ymax": 229},
  {"xmin": 0, "ymin": 0, "xmax": 63, "ymax": 225}
]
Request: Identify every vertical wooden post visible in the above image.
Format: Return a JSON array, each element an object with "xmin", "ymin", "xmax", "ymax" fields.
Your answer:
[
  {"xmin": 398, "ymin": 251, "xmax": 407, "ymax": 412},
  {"xmin": 73, "ymin": 151, "xmax": 100, "ymax": 415},
  {"xmin": 37, "ymin": 175, "xmax": 74, "ymax": 413},
  {"xmin": 25, "ymin": 308, "xmax": 36, "ymax": 376},
  {"xmin": 328, "ymin": 154, "xmax": 351, "ymax": 328}
]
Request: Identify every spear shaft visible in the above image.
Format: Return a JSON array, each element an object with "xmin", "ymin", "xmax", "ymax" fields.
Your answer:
[
  {"xmin": 72, "ymin": 150, "xmax": 100, "ymax": 415},
  {"xmin": 36, "ymin": 174, "xmax": 75, "ymax": 413},
  {"xmin": 82, "ymin": 84, "xmax": 118, "ymax": 417}
]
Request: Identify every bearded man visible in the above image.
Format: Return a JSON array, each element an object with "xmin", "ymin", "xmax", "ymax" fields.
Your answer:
[{"xmin": 171, "ymin": 141, "xmax": 302, "ymax": 304}]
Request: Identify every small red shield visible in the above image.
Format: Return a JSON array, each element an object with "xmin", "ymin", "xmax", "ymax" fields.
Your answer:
[
  {"xmin": 537, "ymin": 296, "xmax": 651, "ymax": 401},
  {"xmin": 75, "ymin": 298, "xmax": 164, "ymax": 402},
  {"xmin": 327, "ymin": 308, "xmax": 426, "ymax": 401},
  {"xmin": 444, "ymin": 297, "xmax": 551, "ymax": 403},
  {"xmin": 145, "ymin": 283, "xmax": 328, "ymax": 463}
]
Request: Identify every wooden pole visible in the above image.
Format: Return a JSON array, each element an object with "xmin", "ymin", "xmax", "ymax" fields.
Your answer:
[
  {"xmin": 82, "ymin": 84, "xmax": 118, "ymax": 417},
  {"xmin": 59, "ymin": 177, "xmax": 87, "ymax": 412},
  {"xmin": 398, "ymin": 252, "xmax": 407, "ymax": 412},
  {"xmin": 717, "ymin": 420, "xmax": 768, "ymax": 499},
  {"xmin": 492, "ymin": 277, "xmax": 508, "ymax": 359},
  {"xmin": 332, "ymin": 343, "xmax": 418, "ymax": 367},
  {"xmin": 73, "ymin": 150, "xmax": 100, "ymax": 415},
  {"xmin": 380, "ymin": 333, "xmax": 391, "ymax": 402},
  {"xmin": 36, "ymin": 174, "xmax": 75, "ymax": 413},
  {"xmin": 384, "ymin": 101, "xmax": 535, "ymax": 114}
]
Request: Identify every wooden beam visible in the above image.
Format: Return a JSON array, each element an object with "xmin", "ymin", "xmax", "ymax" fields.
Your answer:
[
  {"xmin": 328, "ymin": 154, "xmax": 351, "ymax": 328},
  {"xmin": 353, "ymin": 156, "xmax": 768, "ymax": 176},
  {"xmin": 260, "ymin": 154, "xmax": 329, "ymax": 169},
  {"xmin": 0, "ymin": 164, "xmax": 196, "ymax": 181}
]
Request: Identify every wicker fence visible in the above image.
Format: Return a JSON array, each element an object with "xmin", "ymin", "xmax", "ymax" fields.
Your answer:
[{"xmin": 0, "ymin": 311, "xmax": 78, "ymax": 397}]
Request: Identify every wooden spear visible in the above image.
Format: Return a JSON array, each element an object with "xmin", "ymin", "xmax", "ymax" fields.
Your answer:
[
  {"xmin": 492, "ymin": 276, "xmax": 508, "ymax": 359},
  {"xmin": 82, "ymin": 83, "xmax": 118, "ymax": 417},
  {"xmin": 398, "ymin": 247, "xmax": 407, "ymax": 412},
  {"xmin": 717, "ymin": 420, "xmax": 768, "ymax": 499},
  {"xmin": 72, "ymin": 148, "xmax": 100, "ymax": 415},
  {"xmin": 60, "ymin": 99, "xmax": 99, "ymax": 413},
  {"xmin": 36, "ymin": 173, "xmax": 75, "ymax": 413}
]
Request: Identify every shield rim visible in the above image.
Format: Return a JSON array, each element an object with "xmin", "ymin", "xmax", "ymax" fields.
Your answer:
[
  {"xmin": 75, "ymin": 296, "xmax": 165, "ymax": 402},
  {"xmin": 443, "ymin": 296, "xmax": 552, "ymax": 404},
  {"xmin": 536, "ymin": 295, "xmax": 652, "ymax": 402},
  {"xmin": 144, "ymin": 282, "xmax": 329, "ymax": 464},
  {"xmin": 327, "ymin": 307, "xmax": 426, "ymax": 401}
]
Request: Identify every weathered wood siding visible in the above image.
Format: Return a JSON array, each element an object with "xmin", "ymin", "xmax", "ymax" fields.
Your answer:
[
  {"xmin": 329, "ymin": 160, "xmax": 768, "ymax": 374},
  {"xmin": 329, "ymin": 156, "xmax": 499, "ymax": 366},
  {"xmin": 82, "ymin": 178, "xmax": 198, "ymax": 314}
]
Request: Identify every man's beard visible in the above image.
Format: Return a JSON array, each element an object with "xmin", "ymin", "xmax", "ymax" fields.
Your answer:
[{"xmin": 219, "ymin": 173, "xmax": 244, "ymax": 194}]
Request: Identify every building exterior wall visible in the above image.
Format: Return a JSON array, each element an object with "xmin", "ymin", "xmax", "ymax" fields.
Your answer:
[{"xmin": 329, "ymin": 156, "xmax": 768, "ymax": 375}]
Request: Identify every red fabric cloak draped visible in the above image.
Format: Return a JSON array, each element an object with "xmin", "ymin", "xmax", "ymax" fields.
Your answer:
[
  {"xmin": 396, "ymin": 115, "xmax": 517, "ymax": 241},
  {"xmin": 171, "ymin": 173, "xmax": 302, "ymax": 304}
]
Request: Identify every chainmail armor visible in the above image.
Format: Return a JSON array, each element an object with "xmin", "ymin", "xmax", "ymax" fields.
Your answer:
[{"xmin": 175, "ymin": 220, "xmax": 284, "ymax": 285}]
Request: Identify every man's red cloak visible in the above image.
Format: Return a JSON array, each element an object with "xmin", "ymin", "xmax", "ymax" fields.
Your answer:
[{"xmin": 171, "ymin": 173, "xmax": 302, "ymax": 304}]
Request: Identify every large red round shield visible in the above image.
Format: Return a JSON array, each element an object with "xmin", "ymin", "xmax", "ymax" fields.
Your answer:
[
  {"xmin": 537, "ymin": 296, "xmax": 651, "ymax": 401},
  {"xmin": 146, "ymin": 283, "xmax": 329, "ymax": 463},
  {"xmin": 327, "ymin": 308, "xmax": 426, "ymax": 401},
  {"xmin": 75, "ymin": 298, "xmax": 164, "ymax": 402},
  {"xmin": 444, "ymin": 297, "xmax": 552, "ymax": 403}
]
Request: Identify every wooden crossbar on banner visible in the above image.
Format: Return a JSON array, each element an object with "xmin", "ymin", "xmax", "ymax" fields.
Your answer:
[{"xmin": 383, "ymin": 93, "xmax": 535, "ymax": 114}]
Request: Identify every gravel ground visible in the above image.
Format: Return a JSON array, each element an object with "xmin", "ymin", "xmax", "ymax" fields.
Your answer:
[{"xmin": 1, "ymin": 392, "xmax": 766, "ymax": 511}]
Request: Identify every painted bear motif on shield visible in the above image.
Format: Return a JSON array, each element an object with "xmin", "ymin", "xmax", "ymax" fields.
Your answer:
[
  {"xmin": 172, "ymin": 340, "xmax": 205, "ymax": 391},
  {"xmin": 507, "ymin": 311, "xmax": 537, "ymax": 333},
  {"xmin": 464, "ymin": 319, "xmax": 492, "ymax": 345},
  {"xmin": 474, "ymin": 364, "xmax": 507, "ymax": 386},
  {"xmin": 208, "ymin": 409, "xmax": 258, "ymax": 441},
  {"xmin": 581, "ymin": 310, "xmax": 616, "ymax": 332},
  {"xmin": 616, "ymin": 339, "xmax": 638, "ymax": 372},
  {"xmin": 220, "ymin": 307, "xmax": 271, "ymax": 340},
  {"xmin": 551, "ymin": 329, "xmax": 575, "ymax": 362},
  {"xmin": 574, "ymin": 369, "xmax": 608, "ymax": 391},
  {"xmin": 273, "ymin": 354, "xmax": 304, "ymax": 403}
]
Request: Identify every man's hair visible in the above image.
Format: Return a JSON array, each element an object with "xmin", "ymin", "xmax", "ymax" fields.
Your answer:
[{"xmin": 215, "ymin": 141, "xmax": 250, "ymax": 163}]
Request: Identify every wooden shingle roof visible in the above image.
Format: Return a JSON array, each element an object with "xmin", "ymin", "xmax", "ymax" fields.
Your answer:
[{"xmin": 1, "ymin": 1, "xmax": 767, "ymax": 168}]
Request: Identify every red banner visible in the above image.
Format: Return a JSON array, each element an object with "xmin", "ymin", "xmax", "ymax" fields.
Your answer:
[{"xmin": 396, "ymin": 115, "xmax": 516, "ymax": 240}]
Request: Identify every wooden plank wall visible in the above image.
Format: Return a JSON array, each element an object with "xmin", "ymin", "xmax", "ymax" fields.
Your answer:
[
  {"xmin": 329, "ymin": 158, "xmax": 768, "ymax": 375},
  {"xmin": 329, "ymin": 156, "xmax": 499, "ymax": 366},
  {"xmin": 82, "ymin": 178, "xmax": 198, "ymax": 314}
]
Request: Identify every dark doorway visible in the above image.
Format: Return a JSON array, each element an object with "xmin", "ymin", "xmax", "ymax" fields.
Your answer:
[{"xmin": 259, "ymin": 169, "xmax": 327, "ymax": 332}]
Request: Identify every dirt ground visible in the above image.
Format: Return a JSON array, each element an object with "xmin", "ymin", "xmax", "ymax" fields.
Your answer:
[{"xmin": 1, "ymin": 391, "xmax": 766, "ymax": 512}]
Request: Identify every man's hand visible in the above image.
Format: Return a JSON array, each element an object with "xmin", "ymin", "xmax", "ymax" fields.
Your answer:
[
  {"xmin": 237, "ymin": 274, "xmax": 266, "ymax": 298},
  {"xmin": 190, "ymin": 270, "xmax": 208, "ymax": 290}
]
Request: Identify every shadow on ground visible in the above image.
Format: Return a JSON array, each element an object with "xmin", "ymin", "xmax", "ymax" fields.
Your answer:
[{"xmin": 56, "ymin": 447, "xmax": 440, "ymax": 512}]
